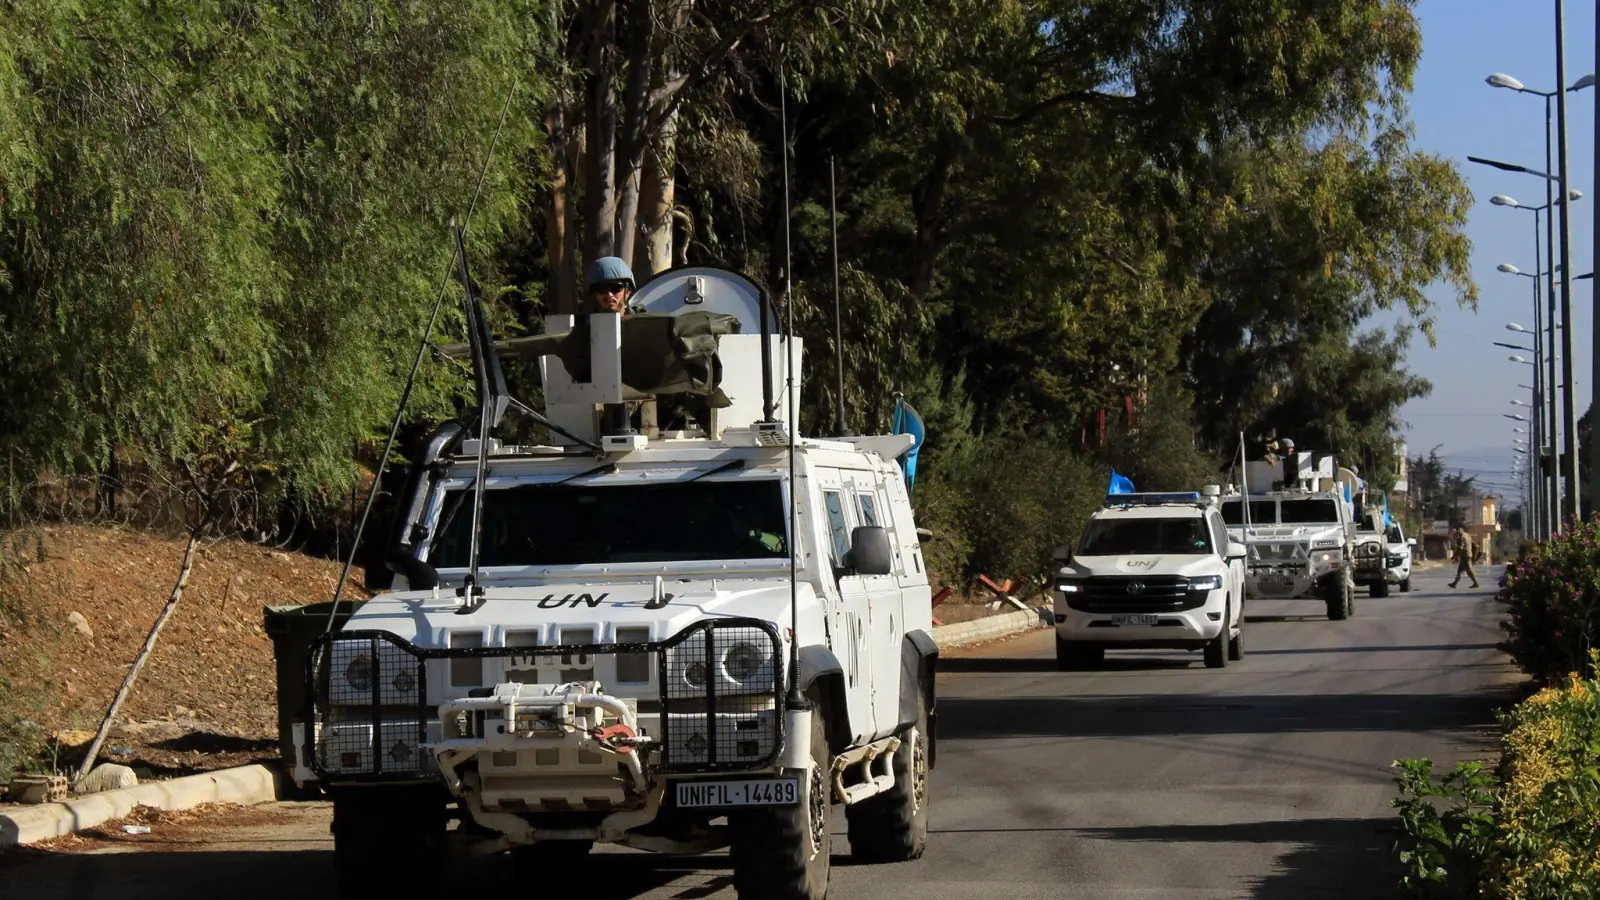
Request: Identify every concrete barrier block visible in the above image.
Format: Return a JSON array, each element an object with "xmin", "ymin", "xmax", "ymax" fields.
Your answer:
[{"xmin": 0, "ymin": 763, "xmax": 283, "ymax": 847}]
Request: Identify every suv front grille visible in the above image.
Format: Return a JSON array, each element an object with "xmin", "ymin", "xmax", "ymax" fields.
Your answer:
[{"xmin": 1065, "ymin": 575, "xmax": 1207, "ymax": 613}]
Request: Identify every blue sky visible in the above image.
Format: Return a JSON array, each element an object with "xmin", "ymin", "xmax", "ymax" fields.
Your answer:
[{"xmin": 1389, "ymin": 0, "xmax": 1597, "ymax": 497}]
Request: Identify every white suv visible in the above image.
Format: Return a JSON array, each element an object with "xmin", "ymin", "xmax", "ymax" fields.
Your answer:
[
  {"xmin": 1385, "ymin": 522, "xmax": 1415, "ymax": 593},
  {"xmin": 1051, "ymin": 491, "xmax": 1247, "ymax": 670}
]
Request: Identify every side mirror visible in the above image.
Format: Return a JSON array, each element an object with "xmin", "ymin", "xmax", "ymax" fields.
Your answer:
[
  {"xmin": 916, "ymin": 527, "xmax": 934, "ymax": 544},
  {"xmin": 383, "ymin": 551, "xmax": 439, "ymax": 591},
  {"xmin": 1226, "ymin": 542, "xmax": 1247, "ymax": 561},
  {"xmin": 1052, "ymin": 544, "xmax": 1074, "ymax": 563},
  {"xmin": 849, "ymin": 526, "xmax": 894, "ymax": 576},
  {"xmin": 1407, "ymin": 537, "xmax": 1417, "ymax": 546}
]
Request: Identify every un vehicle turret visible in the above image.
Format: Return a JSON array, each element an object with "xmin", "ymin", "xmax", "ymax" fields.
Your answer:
[{"xmin": 267, "ymin": 257, "xmax": 937, "ymax": 900}]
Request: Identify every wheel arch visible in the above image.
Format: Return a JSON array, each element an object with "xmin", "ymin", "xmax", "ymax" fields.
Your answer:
[
  {"xmin": 797, "ymin": 644, "xmax": 853, "ymax": 756},
  {"xmin": 901, "ymin": 630, "xmax": 939, "ymax": 768}
]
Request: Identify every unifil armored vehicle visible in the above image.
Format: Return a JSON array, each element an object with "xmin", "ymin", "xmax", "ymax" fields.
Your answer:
[
  {"xmin": 1220, "ymin": 441, "xmax": 1359, "ymax": 620},
  {"xmin": 266, "ymin": 256, "xmax": 937, "ymax": 900}
]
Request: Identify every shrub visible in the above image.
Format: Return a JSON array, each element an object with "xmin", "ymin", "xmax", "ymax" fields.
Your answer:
[
  {"xmin": 1499, "ymin": 518, "xmax": 1600, "ymax": 683},
  {"xmin": 1391, "ymin": 651, "xmax": 1600, "ymax": 899},
  {"xmin": 1480, "ymin": 665, "xmax": 1600, "ymax": 899},
  {"xmin": 1390, "ymin": 757, "xmax": 1496, "ymax": 898}
]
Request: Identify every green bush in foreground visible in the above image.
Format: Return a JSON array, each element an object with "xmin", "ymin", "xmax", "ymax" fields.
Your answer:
[
  {"xmin": 1393, "ymin": 651, "xmax": 1600, "ymax": 899},
  {"xmin": 1499, "ymin": 518, "xmax": 1600, "ymax": 684}
]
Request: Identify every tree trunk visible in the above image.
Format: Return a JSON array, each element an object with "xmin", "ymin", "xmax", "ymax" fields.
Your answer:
[
  {"xmin": 613, "ymin": 0, "xmax": 655, "ymax": 266},
  {"xmin": 910, "ymin": 146, "xmax": 955, "ymax": 302},
  {"xmin": 545, "ymin": 104, "xmax": 576, "ymax": 315},
  {"xmin": 637, "ymin": 102, "xmax": 678, "ymax": 277},
  {"xmin": 583, "ymin": 0, "xmax": 619, "ymax": 263}
]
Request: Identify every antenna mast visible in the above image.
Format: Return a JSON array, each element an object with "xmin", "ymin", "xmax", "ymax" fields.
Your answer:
[
  {"xmin": 780, "ymin": 69, "xmax": 806, "ymax": 717},
  {"xmin": 323, "ymin": 79, "xmax": 517, "ymax": 633},
  {"xmin": 830, "ymin": 157, "xmax": 852, "ymax": 437}
]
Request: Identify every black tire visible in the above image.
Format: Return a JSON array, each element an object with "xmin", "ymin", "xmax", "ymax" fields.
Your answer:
[
  {"xmin": 1371, "ymin": 579, "xmax": 1390, "ymax": 598},
  {"xmin": 1325, "ymin": 577, "xmax": 1350, "ymax": 621},
  {"xmin": 846, "ymin": 689, "xmax": 930, "ymax": 862},
  {"xmin": 1055, "ymin": 637, "xmax": 1104, "ymax": 670},
  {"xmin": 332, "ymin": 786, "xmax": 447, "ymax": 898},
  {"xmin": 1400, "ymin": 577, "xmax": 1411, "ymax": 593},
  {"xmin": 730, "ymin": 702, "xmax": 832, "ymax": 900},
  {"xmin": 1227, "ymin": 620, "xmax": 1244, "ymax": 662}
]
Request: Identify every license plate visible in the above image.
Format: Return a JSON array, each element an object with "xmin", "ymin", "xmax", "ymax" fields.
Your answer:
[
  {"xmin": 1110, "ymin": 614, "xmax": 1159, "ymax": 626},
  {"xmin": 675, "ymin": 778, "xmax": 800, "ymax": 808},
  {"xmin": 1259, "ymin": 571, "xmax": 1292, "ymax": 584}
]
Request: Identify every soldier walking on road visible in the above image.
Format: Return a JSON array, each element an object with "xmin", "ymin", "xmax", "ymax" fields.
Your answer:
[{"xmin": 1448, "ymin": 526, "xmax": 1480, "ymax": 589}]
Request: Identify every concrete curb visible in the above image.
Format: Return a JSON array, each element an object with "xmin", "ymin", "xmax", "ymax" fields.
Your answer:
[
  {"xmin": 0, "ymin": 763, "xmax": 283, "ymax": 847},
  {"xmin": 931, "ymin": 606, "xmax": 1050, "ymax": 649}
]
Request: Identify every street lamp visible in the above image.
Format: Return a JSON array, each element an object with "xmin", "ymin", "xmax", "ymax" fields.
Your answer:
[
  {"xmin": 1485, "ymin": 65, "xmax": 1595, "ymax": 521},
  {"xmin": 1497, "ymin": 265, "xmax": 1558, "ymax": 533},
  {"xmin": 1510, "ymin": 355, "xmax": 1535, "ymax": 365}
]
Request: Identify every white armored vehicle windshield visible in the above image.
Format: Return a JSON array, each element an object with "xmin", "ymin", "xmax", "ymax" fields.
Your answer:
[{"xmin": 268, "ymin": 261, "xmax": 938, "ymax": 900}]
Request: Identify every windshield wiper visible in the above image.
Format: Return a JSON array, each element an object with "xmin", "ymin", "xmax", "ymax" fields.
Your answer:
[{"xmin": 685, "ymin": 459, "xmax": 745, "ymax": 483}]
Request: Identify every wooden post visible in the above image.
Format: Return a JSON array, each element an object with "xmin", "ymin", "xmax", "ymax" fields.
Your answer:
[
  {"xmin": 73, "ymin": 461, "xmax": 234, "ymax": 786},
  {"xmin": 73, "ymin": 530, "xmax": 202, "ymax": 786}
]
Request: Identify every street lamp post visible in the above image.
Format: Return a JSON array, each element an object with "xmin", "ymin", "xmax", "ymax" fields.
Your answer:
[
  {"xmin": 1486, "ymin": 62, "xmax": 1595, "ymax": 525},
  {"xmin": 1494, "ymin": 192, "xmax": 1578, "ymax": 537}
]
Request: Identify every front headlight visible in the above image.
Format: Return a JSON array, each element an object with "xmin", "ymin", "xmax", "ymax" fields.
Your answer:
[
  {"xmin": 1314, "ymin": 550, "xmax": 1340, "ymax": 565},
  {"xmin": 345, "ymin": 655, "xmax": 374, "ymax": 693},
  {"xmin": 1187, "ymin": 575, "xmax": 1223, "ymax": 592},
  {"xmin": 722, "ymin": 641, "xmax": 769, "ymax": 684}
]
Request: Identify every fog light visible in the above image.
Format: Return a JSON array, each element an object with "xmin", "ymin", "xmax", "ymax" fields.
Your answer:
[
  {"xmin": 1206, "ymin": 612, "xmax": 1221, "ymax": 621},
  {"xmin": 686, "ymin": 733, "xmax": 708, "ymax": 755}
]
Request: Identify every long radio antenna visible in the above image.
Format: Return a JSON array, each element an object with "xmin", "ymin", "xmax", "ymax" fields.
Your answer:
[
  {"xmin": 324, "ymin": 78, "xmax": 518, "ymax": 633},
  {"xmin": 780, "ymin": 68, "xmax": 805, "ymax": 713},
  {"xmin": 830, "ymin": 157, "xmax": 852, "ymax": 438}
]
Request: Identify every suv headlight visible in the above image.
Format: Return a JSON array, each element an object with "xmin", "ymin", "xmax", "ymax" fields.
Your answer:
[
  {"xmin": 1187, "ymin": 575, "xmax": 1223, "ymax": 592},
  {"xmin": 1313, "ymin": 550, "xmax": 1340, "ymax": 565}
]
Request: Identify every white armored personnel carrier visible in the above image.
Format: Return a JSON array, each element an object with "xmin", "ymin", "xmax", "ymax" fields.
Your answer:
[
  {"xmin": 268, "ymin": 259, "xmax": 937, "ymax": 900},
  {"xmin": 1220, "ymin": 443, "xmax": 1359, "ymax": 620}
]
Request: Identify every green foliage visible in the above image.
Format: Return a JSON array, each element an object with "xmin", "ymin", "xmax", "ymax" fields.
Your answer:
[
  {"xmin": 1483, "ymin": 663, "xmax": 1600, "ymax": 898},
  {"xmin": 0, "ymin": 0, "xmax": 1470, "ymax": 589},
  {"xmin": 1391, "ymin": 654, "xmax": 1600, "ymax": 899},
  {"xmin": 1499, "ymin": 519, "xmax": 1600, "ymax": 684},
  {"xmin": 1390, "ymin": 757, "xmax": 1497, "ymax": 898},
  {"xmin": 0, "ymin": 0, "xmax": 546, "ymax": 506}
]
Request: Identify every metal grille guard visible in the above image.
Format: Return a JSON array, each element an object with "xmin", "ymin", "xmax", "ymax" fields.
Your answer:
[{"xmin": 302, "ymin": 617, "xmax": 784, "ymax": 782}]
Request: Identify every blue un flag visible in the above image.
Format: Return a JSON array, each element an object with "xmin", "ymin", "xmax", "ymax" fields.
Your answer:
[{"xmin": 891, "ymin": 395, "xmax": 925, "ymax": 486}]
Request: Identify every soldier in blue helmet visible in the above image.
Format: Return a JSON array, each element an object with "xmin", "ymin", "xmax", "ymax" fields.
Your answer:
[{"xmin": 585, "ymin": 256, "xmax": 637, "ymax": 315}]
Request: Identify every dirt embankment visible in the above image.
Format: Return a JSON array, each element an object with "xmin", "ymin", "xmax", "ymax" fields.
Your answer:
[
  {"xmin": 0, "ymin": 525, "xmax": 368, "ymax": 780},
  {"xmin": 0, "ymin": 524, "xmax": 1025, "ymax": 782}
]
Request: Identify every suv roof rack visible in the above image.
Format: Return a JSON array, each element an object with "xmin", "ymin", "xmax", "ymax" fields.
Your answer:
[{"xmin": 1103, "ymin": 492, "xmax": 1204, "ymax": 508}]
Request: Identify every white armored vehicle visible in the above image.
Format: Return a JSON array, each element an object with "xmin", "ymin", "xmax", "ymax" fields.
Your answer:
[
  {"xmin": 269, "ymin": 259, "xmax": 937, "ymax": 900},
  {"xmin": 1220, "ymin": 444, "xmax": 1359, "ymax": 620}
]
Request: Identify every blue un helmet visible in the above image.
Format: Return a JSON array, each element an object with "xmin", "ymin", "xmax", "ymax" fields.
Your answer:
[{"xmin": 585, "ymin": 256, "xmax": 635, "ymax": 291}]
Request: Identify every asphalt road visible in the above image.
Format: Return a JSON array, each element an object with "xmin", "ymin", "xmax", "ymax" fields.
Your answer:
[{"xmin": 2, "ymin": 563, "xmax": 1520, "ymax": 899}]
